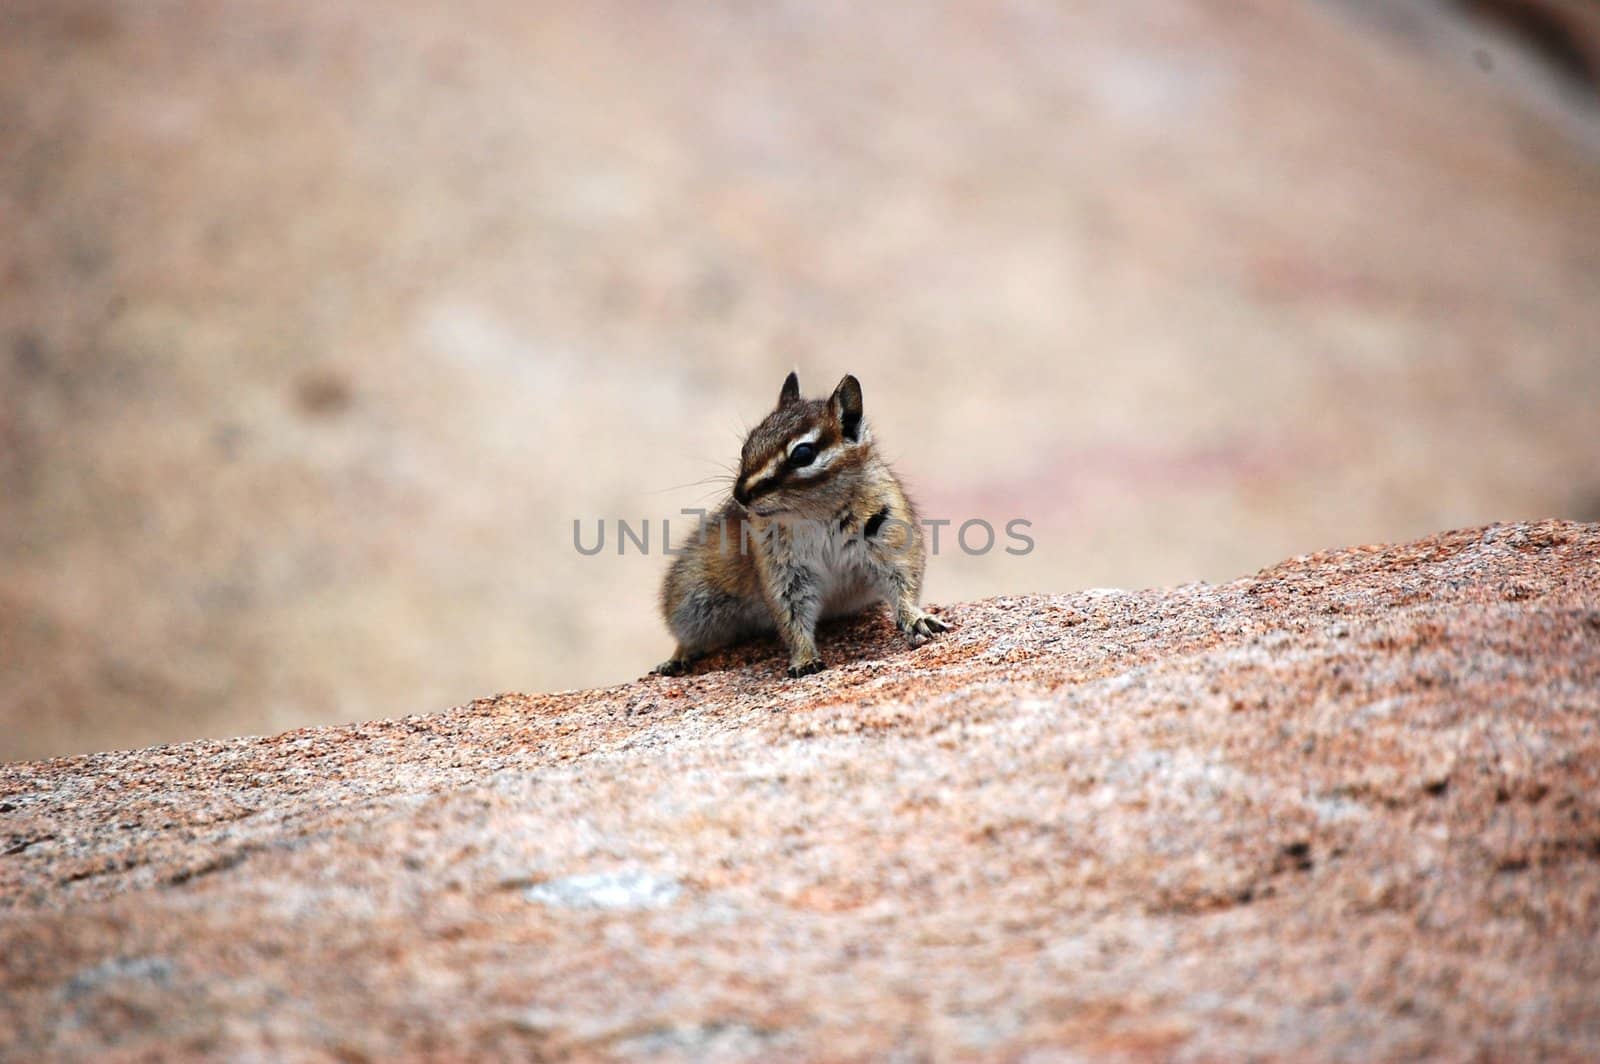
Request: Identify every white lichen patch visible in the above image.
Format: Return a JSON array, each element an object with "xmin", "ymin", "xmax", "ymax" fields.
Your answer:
[{"xmin": 523, "ymin": 870, "xmax": 682, "ymax": 911}]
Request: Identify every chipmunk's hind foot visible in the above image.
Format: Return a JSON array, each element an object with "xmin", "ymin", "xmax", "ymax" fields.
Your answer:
[{"xmin": 898, "ymin": 609, "xmax": 950, "ymax": 648}]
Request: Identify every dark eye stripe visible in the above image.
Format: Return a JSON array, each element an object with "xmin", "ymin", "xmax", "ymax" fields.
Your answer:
[
  {"xmin": 746, "ymin": 462, "xmax": 840, "ymax": 502},
  {"xmin": 744, "ymin": 467, "xmax": 788, "ymax": 501}
]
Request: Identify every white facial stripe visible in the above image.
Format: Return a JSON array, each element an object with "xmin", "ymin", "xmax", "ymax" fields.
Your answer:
[
  {"xmin": 743, "ymin": 430, "xmax": 854, "ymax": 495},
  {"xmin": 747, "ymin": 452, "xmax": 784, "ymax": 488},
  {"xmin": 790, "ymin": 442, "xmax": 843, "ymax": 477},
  {"xmin": 786, "ymin": 430, "xmax": 821, "ymax": 456},
  {"xmin": 769, "ymin": 430, "xmax": 824, "ymax": 481}
]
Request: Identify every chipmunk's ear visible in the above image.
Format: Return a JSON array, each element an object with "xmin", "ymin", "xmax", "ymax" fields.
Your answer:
[
  {"xmin": 830, "ymin": 374, "xmax": 863, "ymax": 441},
  {"xmin": 778, "ymin": 370, "xmax": 801, "ymax": 407}
]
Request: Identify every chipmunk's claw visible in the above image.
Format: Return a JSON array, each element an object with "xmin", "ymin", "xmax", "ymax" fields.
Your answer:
[
  {"xmin": 900, "ymin": 611, "xmax": 950, "ymax": 647},
  {"xmin": 786, "ymin": 658, "xmax": 827, "ymax": 678},
  {"xmin": 652, "ymin": 658, "xmax": 692, "ymax": 677}
]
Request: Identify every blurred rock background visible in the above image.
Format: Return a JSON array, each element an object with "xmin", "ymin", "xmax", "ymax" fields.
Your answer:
[{"xmin": 2, "ymin": 0, "xmax": 1598, "ymax": 760}]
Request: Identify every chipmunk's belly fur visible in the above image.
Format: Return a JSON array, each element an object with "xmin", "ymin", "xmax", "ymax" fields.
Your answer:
[
  {"xmin": 662, "ymin": 504, "xmax": 890, "ymax": 653},
  {"xmin": 790, "ymin": 518, "xmax": 883, "ymax": 620}
]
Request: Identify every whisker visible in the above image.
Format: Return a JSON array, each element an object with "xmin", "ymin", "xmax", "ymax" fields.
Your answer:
[
  {"xmin": 645, "ymin": 452, "xmax": 739, "ymax": 497},
  {"xmin": 643, "ymin": 474, "xmax": 735, "ymax": 497}
]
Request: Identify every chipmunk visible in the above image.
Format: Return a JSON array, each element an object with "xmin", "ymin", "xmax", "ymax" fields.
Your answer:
[{"xmin": 653, "ymin": 371, "xmax": 948, "ymax": 678}]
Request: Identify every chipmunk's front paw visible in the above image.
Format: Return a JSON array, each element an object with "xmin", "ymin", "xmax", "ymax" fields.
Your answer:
[
  {"xmin": 786, "ymin": 657, "xmax": 827, "ymax": 678},
  {"xmin": 899, "ymin": 610, "xmax": 950, "ymax": 647},
  {"xmin": 652, "ymin": 658, "xmax": 692, "ymax": 677}
]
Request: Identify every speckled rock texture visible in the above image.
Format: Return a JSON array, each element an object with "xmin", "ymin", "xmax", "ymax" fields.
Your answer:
[{"xmin": 3, "ymin": 522, "xmax": 1598, "ymax": 1060}]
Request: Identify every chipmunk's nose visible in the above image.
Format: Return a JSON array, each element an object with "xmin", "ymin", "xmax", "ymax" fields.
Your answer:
[{"xmin": 733, "ymin": 481, "xmax": 752, "ymax": 507}]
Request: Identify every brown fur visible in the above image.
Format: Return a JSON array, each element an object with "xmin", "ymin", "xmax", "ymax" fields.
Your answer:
[{"xmin": 654, "ymin": 372, "xmax": 947, "ymax": 678}]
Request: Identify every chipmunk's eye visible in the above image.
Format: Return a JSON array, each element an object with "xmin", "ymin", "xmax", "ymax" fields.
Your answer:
[{"xmin": 787, "ymin": 443, "xmax": 817, "ymax": 468}]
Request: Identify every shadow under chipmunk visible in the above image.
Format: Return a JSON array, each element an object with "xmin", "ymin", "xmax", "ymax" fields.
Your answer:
[{"xmin": 647, "ymin": 602, "xmax": 955, "ymax": 681}]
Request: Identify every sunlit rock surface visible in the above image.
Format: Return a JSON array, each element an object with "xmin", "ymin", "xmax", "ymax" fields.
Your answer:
[{"xmin": 3, "ymin": 522, "xmax": 1597, "ymax": 1059}]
